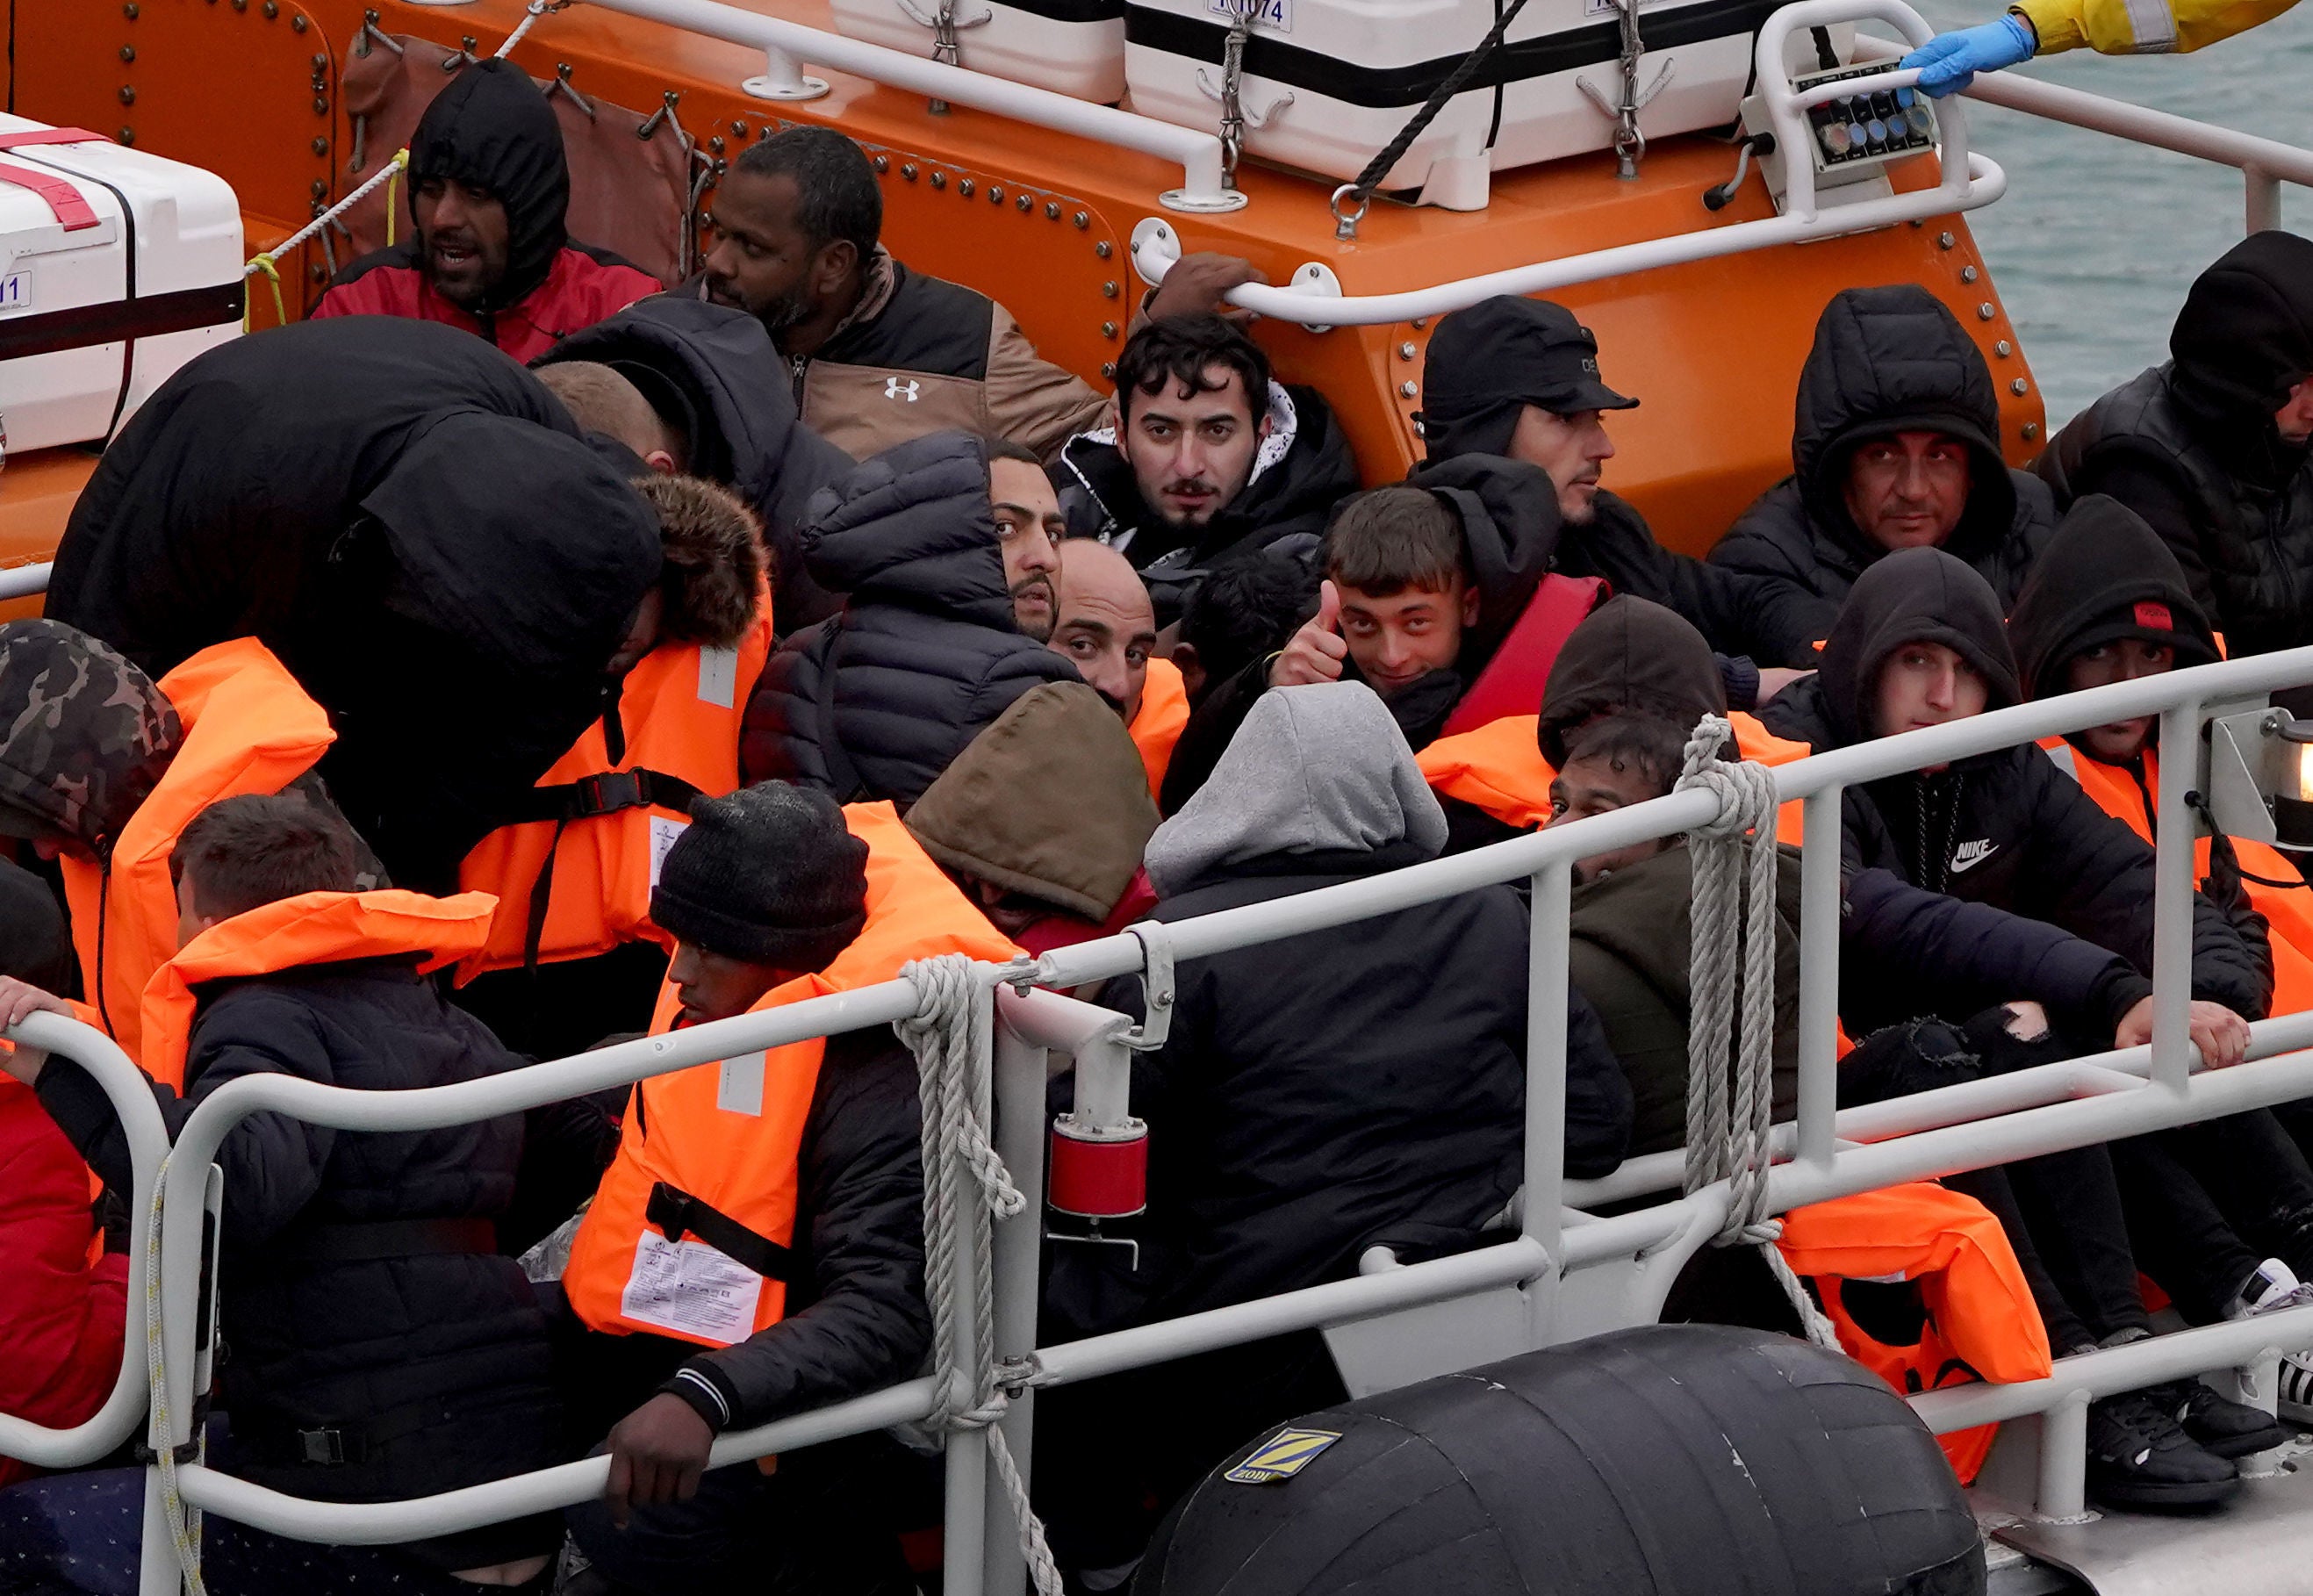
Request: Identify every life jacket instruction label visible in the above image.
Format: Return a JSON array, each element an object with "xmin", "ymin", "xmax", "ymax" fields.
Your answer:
[
  {"xmin": 697, "ymin": 645, "xmax": 740, "ymax": 708},
  {"xmin": 648, "ymin": 816, "xmax": 687, "ymax": 888},
  {"xmin": 621, "ymin": 1230, "xmax": 761, "ymax": 1344},
  {"xmin": 1225, "ymin": 1427, "xmax": 1341, "ymax": 1484},
  {"xmin": 716, "ymin": 1050, "xmax": 767, "ymax": 1117}
]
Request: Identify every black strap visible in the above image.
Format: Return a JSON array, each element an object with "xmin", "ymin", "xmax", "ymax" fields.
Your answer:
[
  {"xmin": 235, "ymin": 1392, "xmax": 471, "ymax": 1469},
  {"xmin": 499, "ymin": 767, "xmax": 707, "ymax": 827},
  {"xmin": 269, "ymin": 1217, "xmax": 497, "ymax": 1266},
  {"xmin": 645, "ymin": 1181, "xmax": 797, "ymax": 1283}
]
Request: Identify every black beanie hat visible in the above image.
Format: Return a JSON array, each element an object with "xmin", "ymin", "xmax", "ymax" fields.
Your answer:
[{"xmin": 650, "ymin": 781, "xmax": 870, "ymax": 970}]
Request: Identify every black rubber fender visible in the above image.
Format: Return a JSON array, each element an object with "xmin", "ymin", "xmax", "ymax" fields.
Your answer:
[{"xmin": 1133, "ymin": 1323, "xmax": 1984, "ymax": 1596}]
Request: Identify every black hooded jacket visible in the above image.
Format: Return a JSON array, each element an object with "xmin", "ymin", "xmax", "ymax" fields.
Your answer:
[
  {"xmin": 1761, "ymin": 547, "xmax": 2266, "ymax": 1036},
  {"xmin": 47, "ymin": 318, "xmax": 662, "ymax": 891},
  {"xmin": 1710, "ymin": 286, "xmax": 2057, "ymax": 666},
  {"xmin": 2008, "ymin": 495, "xmax": 2273, "ymax": 979},
  {"xmin": 2039, "ymin": 232, "xmax": 2313, "ymax": 659},
  {"xmin": 739, "ymin": 433, "xmax": 1081, "ymax": 805},
  {"xmin": 1158, "ymin": 456, "xmax": 1561, "ymax": 815},
  {"xmin": 537, "ymin": 297, "xmax": 859, "ymax": 632},
  {"xmin": 1052, "ymin": 381, "xmax": 1360, "ymax": 624},
  {"xmin": 38, "ymin": 957, "xmax": 564, "ymax": 1522}
]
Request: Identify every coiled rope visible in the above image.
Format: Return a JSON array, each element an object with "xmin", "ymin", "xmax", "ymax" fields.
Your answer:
[
  {"xmin": 896, "ymin": 955, "xmax": 1063, "ymax": 1596},
  {"xmin": 1675, "ymin": 715, "xmax": 1841, "ymax": 1351},
  {"xmin": 143, "ymin": 1153, "xmax": 207, "ymax": 1596}
]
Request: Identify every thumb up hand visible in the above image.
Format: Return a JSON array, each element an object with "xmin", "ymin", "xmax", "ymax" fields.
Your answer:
[{"xmin": 1270, "ymin": 579, "xmax": 1350, "ymax": 687}]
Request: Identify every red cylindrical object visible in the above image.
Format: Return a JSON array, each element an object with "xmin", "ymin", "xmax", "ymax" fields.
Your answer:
[{"xmin": 1048, "ymin": 1114, "xmax": 1148, "ymax": 1219}]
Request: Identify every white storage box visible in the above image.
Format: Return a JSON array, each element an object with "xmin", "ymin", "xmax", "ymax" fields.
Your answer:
[
  {"xmin": 0, "ymin": 116, "xmax": 242, "ymax": 458},
  {"xmin": 1124, "ymin": 0, "xmax": 1850, "ymax": 190},
  {"xmin": 828, "ymin": 0, "xmax": 1126, "ymax": 104}
]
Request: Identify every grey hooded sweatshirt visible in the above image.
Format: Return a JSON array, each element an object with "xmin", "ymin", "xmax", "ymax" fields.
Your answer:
[{"xmin": 1051, "ymin": 680, "xmax": 1630, "ymax": 1341}]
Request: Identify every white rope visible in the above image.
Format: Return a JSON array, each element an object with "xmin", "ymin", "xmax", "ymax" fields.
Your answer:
[
  {"xmin": 1675, "ymin": 715, "xmax": 1842, "ymax": 1352},
  {"xmin": 896, "ymin": 954, "xmax": 1063, "ymax": 1596},
  {"xmin": 494, "ymin": 0, "xmax": 562, "ymax": 58},
  {"xmin": 244, "ymin": 147, "xmax": 407, "ymax": 277},
  {"xmin": 144, "ymin": 1153, "xmax": 207, "ymax": 1596}
]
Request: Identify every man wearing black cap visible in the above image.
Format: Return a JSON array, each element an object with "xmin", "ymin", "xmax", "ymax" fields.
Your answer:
[
  {"xmin": 558, "ymin": 781, "xmax": 929, "ymax": 1595},
  {"xmin": 1710, "ymin": 286, "xmax": 2058, "ymax": 667},
  {"xmin": 1415, "ymin": 296, "xmax": 1793, "ymax": 707},
  {"xmin": 2040, "ymin": 230, "xmax": 2313, "ymax": 665},
  {"xmin": 313, "ymin": 57, "xmax": 661, "ymax": 363}
]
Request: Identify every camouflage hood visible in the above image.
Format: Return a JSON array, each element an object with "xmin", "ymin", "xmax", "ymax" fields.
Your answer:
[{"xmin": 0, "ymin": 620, "xmax": 181, "ymax": 859}]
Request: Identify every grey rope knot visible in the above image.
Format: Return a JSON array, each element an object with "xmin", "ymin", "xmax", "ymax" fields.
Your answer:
[
  {"xmin": 896, "ymin": 954, "xmax": 1064, "ymax": 1596},
  {"xmin": 1673, "ymin": 715, "xmax": 1842, "ymax": 1350}
]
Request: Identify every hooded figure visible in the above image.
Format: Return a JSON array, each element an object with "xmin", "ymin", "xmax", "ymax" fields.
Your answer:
[
  {"xmin": 2040, "ymin": 230, "xmax": 2313, "ymax": 660},
  {"xmin": 536, "ymin": 297, "xmax": 859, "ymax": 633},
  {"xmin": 904, "ymin": 682, "xmax": 1159, "ymax": 949},
  {"xmin": 1037, "ymin": 681, "xmax": 1630, "ymax": 1566},
  {"xmin": 1158, "ymin": 458, "xmax": 1561, "ymax": 816},
  {"xmin": 312, "ymin": 58, "xmax": 661, "ymax": 362},
  {"xmin": 0, "ymin": 620, "xmax": 179, "ymax": 866},
  {"xmin": 1053, "ymin": 379, "xmax": 1361, "ymax": 625},
  {"xmin": 1761, "ymin": 546, "xmax": 2265, "ymax": 1039},
  {"xmin": 1536, "ymin": 593, "xmax": 1729, "ymax": 767},
  {"xmin": 740, "ymin": 433, "xmax": 1081, "ymax": 807},
  {"xmin": 47, "ymin": 319, "xmax": 667, "ymax": 892},
  {"xmin": 2008, "ymin": 497, "xmax": 2313, "ymax": 1012},
  {"xmin": 1710, "ymin": 285, "xmax": 2057, "ymax": 666}
]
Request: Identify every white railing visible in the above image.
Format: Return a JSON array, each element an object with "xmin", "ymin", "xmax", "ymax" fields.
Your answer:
[
  {"xmin": 0, "ymin": 562, "xmax": 52, "ymax": 601},
  {"xmin": 19, "ymin": 640, "xmax": 2313, "ymax": 1594}
]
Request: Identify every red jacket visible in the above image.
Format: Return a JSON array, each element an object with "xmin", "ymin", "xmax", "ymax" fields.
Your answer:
[
  {"xmin": 0, "ymin": 1079, "xmax": 126, "ymax": 1487},
  {"xmin": 312, "ymin": 241, "xmax": 659, "ymax": 365}
]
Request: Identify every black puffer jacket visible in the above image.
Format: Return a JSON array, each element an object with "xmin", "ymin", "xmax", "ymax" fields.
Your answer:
[
  {"xmin": 1159, "ymin": 456, "xmax": 1561, "ymax": 814},
  {"xmin": 1761, "ymin": 547, "xmax": 2266, "ymax": 1036},
  {"xmin": 739, "ymin": 432, "xmax": 1080, "ymax": 804},
  {"xmin": 1709, "ymin": 286, "xmax": 2057, "ymax": 666},
  {"xmin": 658, "ymin": 1029, "xmax": 932, "ymax": 1431},
  {"xmin": 47, "ymin": 318, "xmax": 660, "ymax": 892},
  {"xmin": 537, "ymin": 296, "xmax": 858, "ymax": 633},
  {"xmin": 2038, "ymin": 232, "xmax": 2313, "ymax": 659},
  {"xmin": 38, "ymin": 957, "xmax": 563, "ymax": 1515},
  {"xmin": 1053, "ymin": 381, "xmax": 1359, "ymax": 624}
]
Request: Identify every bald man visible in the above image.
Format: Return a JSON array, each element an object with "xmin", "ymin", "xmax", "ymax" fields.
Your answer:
[
  {"xmin": 1050, "ymin": 539, "xmax": 1159, "ymax": 718},
  {"xmin": 535, "ymin": 360, "xmax": 685, "ymax": 476}
]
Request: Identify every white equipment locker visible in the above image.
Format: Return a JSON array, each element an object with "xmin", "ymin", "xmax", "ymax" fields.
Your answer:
[
  {"xmin": 827, "ymin": 0, "xmax": 1128, "ymax": 104},
  {"xmin": 1123, "ymin": 0, "xmax": 1850, "ymax": 191},
  {"xmin": 0, "ymin": 117, "xmax": 242, "ymax": 460}
]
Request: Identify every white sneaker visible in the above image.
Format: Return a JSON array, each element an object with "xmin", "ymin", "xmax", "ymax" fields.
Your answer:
[{"xmin": 2230, "ymin": 1259, "xmax": 2313, "ymax": 1425}]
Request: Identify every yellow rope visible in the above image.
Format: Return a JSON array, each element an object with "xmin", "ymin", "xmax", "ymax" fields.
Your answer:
[
  {"xmin": 384, "ymin": 147, "xmax": 409, "ymax": 247},
  {"xmin": 243, "ymin": 255, "xmax": 284, "ymax": 331}
]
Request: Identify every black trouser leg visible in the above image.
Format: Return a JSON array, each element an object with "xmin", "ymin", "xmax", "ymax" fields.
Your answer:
[
  {"xmin": 1942, "ymin": 1164, "xmax": 2098, "ymax": 1355},
  {"xmin": 2168, "ymin": 1109, "xmax": 2313, "ymax": 1277},
  {"xmin": 2112, "ymin": 1133, "xmax": 2267, "ymax": 1323}
]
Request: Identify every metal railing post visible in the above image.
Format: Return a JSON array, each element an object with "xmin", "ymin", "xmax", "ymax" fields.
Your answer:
[
  {"xmin": 940, "ymin": 988, "xmax": 997, "ymax": 1596},
  {"xmin": 1795, "ymin": 787, "xmax": 1843, "ymax": 1170},
  {"xmin": 2036, "ymin": 1388, "xmax": 2092, "ymax": 1521},
  {"xmin": 1524, "ymin": 862, "xmax": 1572, "ymax": 1343},
  {"xmin": 2150, "ymin": 698, "xmax": 2202, "ymax": 1091},
  {"xmin": 2246, "ymin": 166, "xmax": 2282, "ymax": 233},
  {"xmin": 984, "ymin": 1013, "xmax": 1050, "ymax": 1596}
]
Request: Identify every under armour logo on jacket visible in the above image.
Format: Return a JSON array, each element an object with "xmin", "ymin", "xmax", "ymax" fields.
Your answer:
[
  {"xmin": 1949, "ymin": 839, "xmax": 1999, "ymax": 874},
  {"xmin": 885, "ymin": 377, "xmax": 920, "ymax": 402}
]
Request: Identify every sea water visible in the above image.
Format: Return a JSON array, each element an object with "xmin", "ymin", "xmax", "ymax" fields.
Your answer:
[{"xmin": 1913, "ymin": 0, "xmax": 2313, "ymax": 428}]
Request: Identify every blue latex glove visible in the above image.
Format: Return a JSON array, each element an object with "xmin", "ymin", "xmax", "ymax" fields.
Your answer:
[{"xmin": 1899, "ymin": 12, "xmax": 2036, "ymax": 97}]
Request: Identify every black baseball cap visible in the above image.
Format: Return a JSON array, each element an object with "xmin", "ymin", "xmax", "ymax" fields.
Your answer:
[{"xmin": 1417, "ymin": 296, "xmax": 1637, "ymax": 461}]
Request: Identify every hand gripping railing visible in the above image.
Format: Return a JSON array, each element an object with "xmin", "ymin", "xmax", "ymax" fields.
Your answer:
[
  {"xmin": 0, "ymin": 1013, "xmax": 170, "ymax": 1471},
  {"xmin": 100, "ymin": 636, "xmax": 2313, "ymax": 1593}
]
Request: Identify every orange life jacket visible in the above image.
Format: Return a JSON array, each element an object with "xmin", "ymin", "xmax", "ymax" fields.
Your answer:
[
  {"xmin": 2046, "ymin": 739, "xmax": 2313, "ymax": 1016},
  {"xmin": 138, "ymin": 889, "xmax": 496, "ymax": 1092},
  {"xmin": 561, "ymin": 802, "xmax": 1022, "ymax": 1348},
  {"xmin": 453, "ymin": 615, "xmax": 774, "ymax": 985},
  {"xmin": 59, "ymin": 639, "xmax": 335, "ymax": 1068},
  {"xmin": 1776, "ymin": 1182, "xmax": 2053, "ymax": 1484},
  {"xmin": 1416, "ymin": 713, "xmax": 1814, "ymax": 843},
  {"xmin": 1438, "ymin": 575, "xmax": 1610, "ymax": 739},
  {"xmin": 1131, "ymin": 658, "xmax": 1190, "ymax": 800}
]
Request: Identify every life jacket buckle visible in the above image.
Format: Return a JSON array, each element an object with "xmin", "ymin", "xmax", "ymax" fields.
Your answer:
[{"xmin": 572, "ymin": 770, "xmax": 648, "ymax": 816}]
